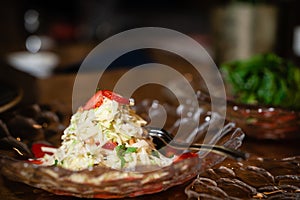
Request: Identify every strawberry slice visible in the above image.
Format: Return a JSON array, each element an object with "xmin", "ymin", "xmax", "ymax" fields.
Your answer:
[
  {"xmin": 102, "ymin": 141, "xmax": 118, "ymax": 150},
  {"xmin": 31, "ymin": 143, "xmax": 56, "ymax": 158},
  {"xmin": 83, "ymin": 90, "xmax": 130, "ymax": 110},
  {"xmin": 102, "ymin": 90, "xmax": 130, "ymax": 105},
  {"xmin": 83, "ymin": 90, "xmax": 104, "ymax": 110},
  {"xmin": 174, "ymin": 152, "xmax": 198, "ymax": 163},
  {"xmin": 27, "ymin": 159, "xmax": 43, "ymax": 165}
]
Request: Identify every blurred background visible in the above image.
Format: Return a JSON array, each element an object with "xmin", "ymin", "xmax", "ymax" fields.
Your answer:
[{"xmin": 0, "ymin": 0, "xmax": 300, "ymax": 106}]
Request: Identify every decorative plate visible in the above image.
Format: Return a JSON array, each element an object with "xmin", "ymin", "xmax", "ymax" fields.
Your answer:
[
  {"xmin": 0, "ymin": 100, "xmax": 244, "ymax": 198},
  {"xmin": 185, "ymin": 155, "xmax": 300, "ymax": 199}
]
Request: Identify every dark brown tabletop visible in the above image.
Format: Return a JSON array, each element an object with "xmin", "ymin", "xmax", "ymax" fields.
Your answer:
[
  {"xmin": 0, "ymin": 66, "xmax": 300, "ymax": 200},
  {"xmin": 1, "ymin": 137, "xmax": 299, "ymax": 200}
]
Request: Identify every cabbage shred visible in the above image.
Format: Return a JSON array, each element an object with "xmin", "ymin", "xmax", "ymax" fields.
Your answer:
[{"xmin": 41, "ymin": 97, "xmax": 173, "ymax": 171}]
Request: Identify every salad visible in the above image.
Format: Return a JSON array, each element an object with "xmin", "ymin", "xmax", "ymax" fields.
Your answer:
[
  {"xmin": 221, "ymin": 53, "xmax": 300, "ymax": 109},
  {"xmin": 32, "ymin": 90, "xmax": 173, "ymax": 171}
]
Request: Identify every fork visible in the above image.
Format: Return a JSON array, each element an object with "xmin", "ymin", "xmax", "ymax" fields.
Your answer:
[{"xmin": 146, "ymin": 127, "xmax": 249, "ymax": 161}]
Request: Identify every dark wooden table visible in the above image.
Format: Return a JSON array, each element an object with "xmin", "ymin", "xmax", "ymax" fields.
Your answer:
[
  {"xmin": 1, "ymin": 57, "xmax": 300, "ymax": 199},
  {"xmin": 1, "ymin": 136, "xmax": 299, "ymax": 200}
]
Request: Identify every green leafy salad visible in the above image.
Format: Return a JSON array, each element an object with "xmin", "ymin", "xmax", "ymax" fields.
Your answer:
[{"xmin": 220, "ymin": 53, "xmax": 300, "ymax": 110}]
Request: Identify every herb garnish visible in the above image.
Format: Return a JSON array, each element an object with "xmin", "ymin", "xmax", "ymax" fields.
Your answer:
[{"xmin": 116, "ymin": 144, "xmax": 138, "ymax": 168}]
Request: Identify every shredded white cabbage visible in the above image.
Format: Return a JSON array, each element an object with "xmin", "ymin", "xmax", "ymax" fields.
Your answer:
[{"xmin": 41, "ymin": 96, "xmax": 173, "ymax": 171}]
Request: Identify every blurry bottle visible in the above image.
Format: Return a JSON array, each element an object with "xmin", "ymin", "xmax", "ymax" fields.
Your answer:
[
  {"xmin": 277, "ymin": 0, "xmax": 300, "ymax": 66},
  {"xmin": 286, "ymin": 0, "xmax": 300, "ymax": 66},
  {"xmin": 293, "ymin": 27, "xmax": 300, "ymax": 61},
  {"xmin": 211, "ymin": 1, "xmax": 278, "ymax": 64}
]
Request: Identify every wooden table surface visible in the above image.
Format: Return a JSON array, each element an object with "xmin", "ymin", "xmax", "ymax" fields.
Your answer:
[
  {"xmin": 1, "ymin": 48, "xmax": 300, "ymax": 199},
  {"xmin": 1, "ymin": 135, "xmax": 299, "ymax": 200}
]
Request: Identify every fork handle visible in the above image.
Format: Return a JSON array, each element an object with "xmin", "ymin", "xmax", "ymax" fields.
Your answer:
[
  {"xmin": 170, "ymin": 142, "xmax": 248, "ymax": 161},
  {"xmin": 191, "ymin": 143, "xmax": 248, "ymax": 160}
]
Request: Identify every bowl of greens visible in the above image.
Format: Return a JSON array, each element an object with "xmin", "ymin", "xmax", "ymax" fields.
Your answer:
[{"xmin": 220, "ymin": 53, "xmax": 300, "ymax": 139}]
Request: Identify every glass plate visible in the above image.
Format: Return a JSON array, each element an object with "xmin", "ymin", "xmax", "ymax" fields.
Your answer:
[
  {"xmin": 185, "ymin": 155, "xmax": 300, "ymax": 199},
  {"xmin": 0, "ymin": 99, "xmax": 245, "ymax": 199}
]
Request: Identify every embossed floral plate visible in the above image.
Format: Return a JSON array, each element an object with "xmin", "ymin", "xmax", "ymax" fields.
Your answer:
[
  {"xmin": 0, "ymin": 100, "xmax": 245, "ymax": 198},
  {"xmin": 185, "ymin": 155, "xmax": 300, "ymax": 199}
]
